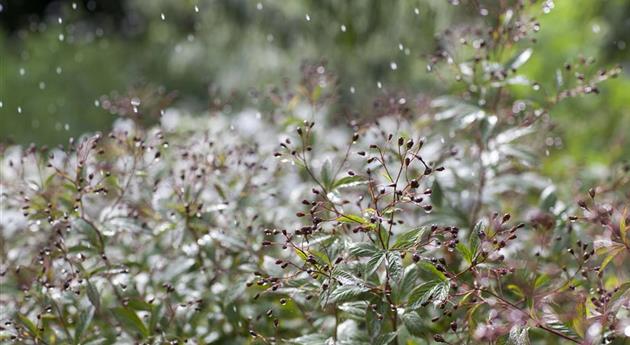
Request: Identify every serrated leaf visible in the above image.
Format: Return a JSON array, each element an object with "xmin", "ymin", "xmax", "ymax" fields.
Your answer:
[
  {"xmin": 402, "ymin": 311, "xmax": 425, "ymax": 336},
  {"xmin": 367, "ymin": 252, "xmax": 385, "ymax": 276},
  {"xmin": 288, "ymin": 334, "xmax": 330, "ymax": 345},
  {"xmin": 395, "ymin": 266, "xmax": 418, "ymax": 302},
  {"xmin": 374, "ymin": 332, "xmax": 397, "ymax": 345},
  {"xmin": 349, "ymin": 243, "xmax": 381, "ymax": 257},
  {"xmin": 328, "ymin": 285, "xmax": 371, "ymax": 304},
  {"xmin": 111, "ymin": 307, "xmax": 149, "ymax": 339},
  {"xmin": 392, "ymin": 227, "xmax": 426, "ymax": 250},
  {"xmin": 508, "ymin": 325, "xmax": 530, "ymax": 345},
  {"xmin": 408, "ymin": 280, "xmax": 449, "ymax": 309},
  {"xmin": 386, "ymin": 252, "xmax": 403, "ymax": 283}
]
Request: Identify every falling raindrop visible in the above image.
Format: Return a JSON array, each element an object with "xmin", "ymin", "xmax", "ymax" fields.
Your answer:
[
  {"xmin": 414, "ymin": 8, "xmax": 420, "ymax": 15},
  {"xmin": 130, "ymin": 97, "xmax": 141, "ymax": 107},
  {"xmin": 56, "ymin": 67, "xmax": 62, "ymax": 74},
  {"xmin": 377, "ymin": 81, "xmax": 382, "ymax": 89},
  {"xmin": 194, "ymin": 5, "xmax": 199, "ymax": 13},
  {"xmin": 256, "ymin": 3, "xmax": 263, "ymax": 10},
  {"xmin": 160, "ymin": 13, "xmax": 166, "ymax": 20},
  {"xmin": 0, "ymin": 101, "xmax": 3, "ymax": 108},
  {"xmin": 64, "ymin": 124, "xmax": 70, "ymax": 131},
  {"xmin": 19, "ymin": 68, "xmax": 26, "ymax": 76},
  {"xmin": 72, "ymin": 2, "xmax": 77, "ymax": 10},
  {"xmin": 59, "ymin": 34, "xmax": 65, "ymax": 41},
  {"xmin": 398, "ymin": 43, "xmax": 404, "ymax": 51},
  {"xmin": 480, "ymin": 8, "xmax": 488, "ymax": 16},
  {"xmin": 58, "ymin": 17, "xmax": 63, "ymax": 24},
  {"xmin": 390, "ymin": 62, "xmax": 398, "ymax": 71},
  {"xmin": 349, "ymin": 86, "xmax": 355, "ymax": 94},
  {"xmin": 340, "ymin": 24, "xmax": 346, "ymax": 32},
  {"xmin": 305, "ymin": 14, "xmax": 311, "ymax": 21},
  {"xmin": 17, "ymin": 107, "xmax": 22, "ymax": 114},
  {"xmin": 94, "ymin": 100, "xmax": 100, "ymax": 107},
  {"xmin": 39, "ymin": 82, "xmax": 46, "ymax": 90}
]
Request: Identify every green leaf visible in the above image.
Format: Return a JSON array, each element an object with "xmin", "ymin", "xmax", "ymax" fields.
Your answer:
[
  {"xmin": 287, "ymin": 334, "xmax": 330, "ymax": 345},
  {"xmin": 408, "ymin": 280, "xmax": 450, "ymax": 309},
  {"xmin": 431, "ymin": 179, "xmax": 444, "ymax": 208},
  {"xmin": 333, "ymin": 175, "xmax": 367, "ymax": 190},
  {"xmin": 508, "ymin": 325, "xmax": 530, "ymax": 345},
  {"xmin": 374, "ymin": 332, "xmax": 397, "ymax": 345},
  {"xmin": 328, "ymin": 285, "xmax": 371, "ymax": 304},
  {"xmin": 74, "ymin": 307, "xmax": 95, "ymax": 344},
  {"xmin": 418, "ymin": 262, "xmax": 448, "ymax": 281},
  {"xmin": 402, "ymin": 311, "xmax": 425, "ymax": 336},
  {"xmin": 336, "ymin": 214, "xmax": 367, "ymax": 224},
  {"xmin": 349, "ymin": 243, "xmax": 381, "ymax": 257},
  {"xmin": 366, "ymin": 252, "xmax": 386, "ymax": 276},
  {"xmin": 16, "ymin": 313, "xmax": 39, "ymax": 338},
  {"xmin": 456, "ymin": 242, "xmax": 473, "ymax": 264},
  {"xmin": 392, "ymin": 227, "xmax": 426, "ymax": 250},
  {"xmin": 394, "ymin": 266, "xmax": 418, "ymax": 303},
  {"xmin": 111, "ymin": 307, "xmax": 149, "ymax": 339},
  {"xmin": 320, "ymin": 160, "xmax": 333, "ymax": 190},
  {"xmin": 507, "ymin": 48, "xmax": 533, "ymax": 70},
  {"xmin": 386, "ymin": 252, "xmax": 403, "ymax": 283},
  {"xmin": 86, "ymin": 281, "xmax": 100, "ymax": 311}
]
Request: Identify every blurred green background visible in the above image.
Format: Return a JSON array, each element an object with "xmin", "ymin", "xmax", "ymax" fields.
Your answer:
[{"xmin": 1, "ymin": 0, "xmax": 628, "ymax": 171}]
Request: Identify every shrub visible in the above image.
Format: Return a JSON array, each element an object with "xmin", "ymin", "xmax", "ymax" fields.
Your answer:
[{"xmin": 1, "ymin": 1, "xmax": 628, "ymax": 345}]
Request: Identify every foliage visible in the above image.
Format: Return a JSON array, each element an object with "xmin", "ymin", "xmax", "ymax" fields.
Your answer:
[{"xmin": 1, "ymin": 1, "xmax": 629, "ymax": 345}]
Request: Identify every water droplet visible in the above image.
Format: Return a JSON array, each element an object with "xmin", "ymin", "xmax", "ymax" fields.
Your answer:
[
  {"xmin": 72, "ymin": 3, "xmax": 77, "ymax": 10},
  {"xmin": 592, "ymin": 24, "xmax": 600, "ymax": 33},
  {"xmin": 58, "ymin": 17, "xmax": 63, "ymax": 24},
  {"xmin": 256, "ymin": 2, "xmax": 263, "ymax": 10},
  {"xmin": 39, "ymin": 82, "xmax": 46, "ymax": 90},
  {"xmin": 398, "ymin": 98, "xmax": 406, "ymax": 105},
  {"xmin": 160, "ymin": 13, "xmax": 166, "ymax": 20},
  {"xmin": 377, "ymin": 81, "xmax": 382, "ymax": 89},
  {"xmin": 58, "ymin": 33, "xmax": 65, "ymax": 41},
  {"xmin": 64, "ymin": 124, "xmax": 70, "ymax": 131},
  {"xmin": 414, "ymin": 8, "xmax": 420, "ymax": 15},
  {"xmin": 194, "ymin": 5, "xmax": 199, "ymax": 13},
  {"xmin": 0, "ymin": 4, "xmax": 4, "ymax": 13},
  {"xmin": 532, "ymin": 83, "xmax": 540, "ymax": 91},
  {"xmin": 266, "ymin": 34, "xmax": 274, "ymax": 42},
  {"xmin": 390, "ymin": 62, "xmax": 398, "ymax": 70},
  {"xmin": 398, "ymin": 43, "xmax": 404, "ymax": 51},
  {"xmin": 17, "ymin": 106, "xmax": 22, "ymax": 114},
  {"xmin": 56, "ymin": 66, "xmax": 62, "ymax": 74},
  {"xmin": 426, "ymin": 64, "xmax": 433, "ymax": 72},
  {"xmin": 480, "ymin": 8, "xmax": 488, "ymax": 16},
  {"xmin": 130, "ymin": 97, "xmax": 141, "ymax": 106},
  {"xmin": 349, "ymin": 86, "xmax": 355, "ymax": 94},
  {"xmin": 340, "ymin": 24, "xmax": 346, "ymax": 32},
  {"xmin": 305, "ymin": 14, "xmax": 310, "ymax": 21},
  {"xmin": 19, "ymin": 68, "xmax": 26, "ymax": 76},
  {"xmin": 94, "ymin": 100, "xmax": 100, "ymax": 107}
]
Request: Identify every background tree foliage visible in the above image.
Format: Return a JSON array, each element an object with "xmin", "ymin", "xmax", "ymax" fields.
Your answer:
[{"xmin": 1, "ymin": 1, "xmax": 629, "ymax": 344}]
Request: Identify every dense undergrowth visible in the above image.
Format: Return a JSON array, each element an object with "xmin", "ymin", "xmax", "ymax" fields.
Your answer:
[{"xmin": 1, "ymin": 1, "xmax": 629, "ymax": 344}]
